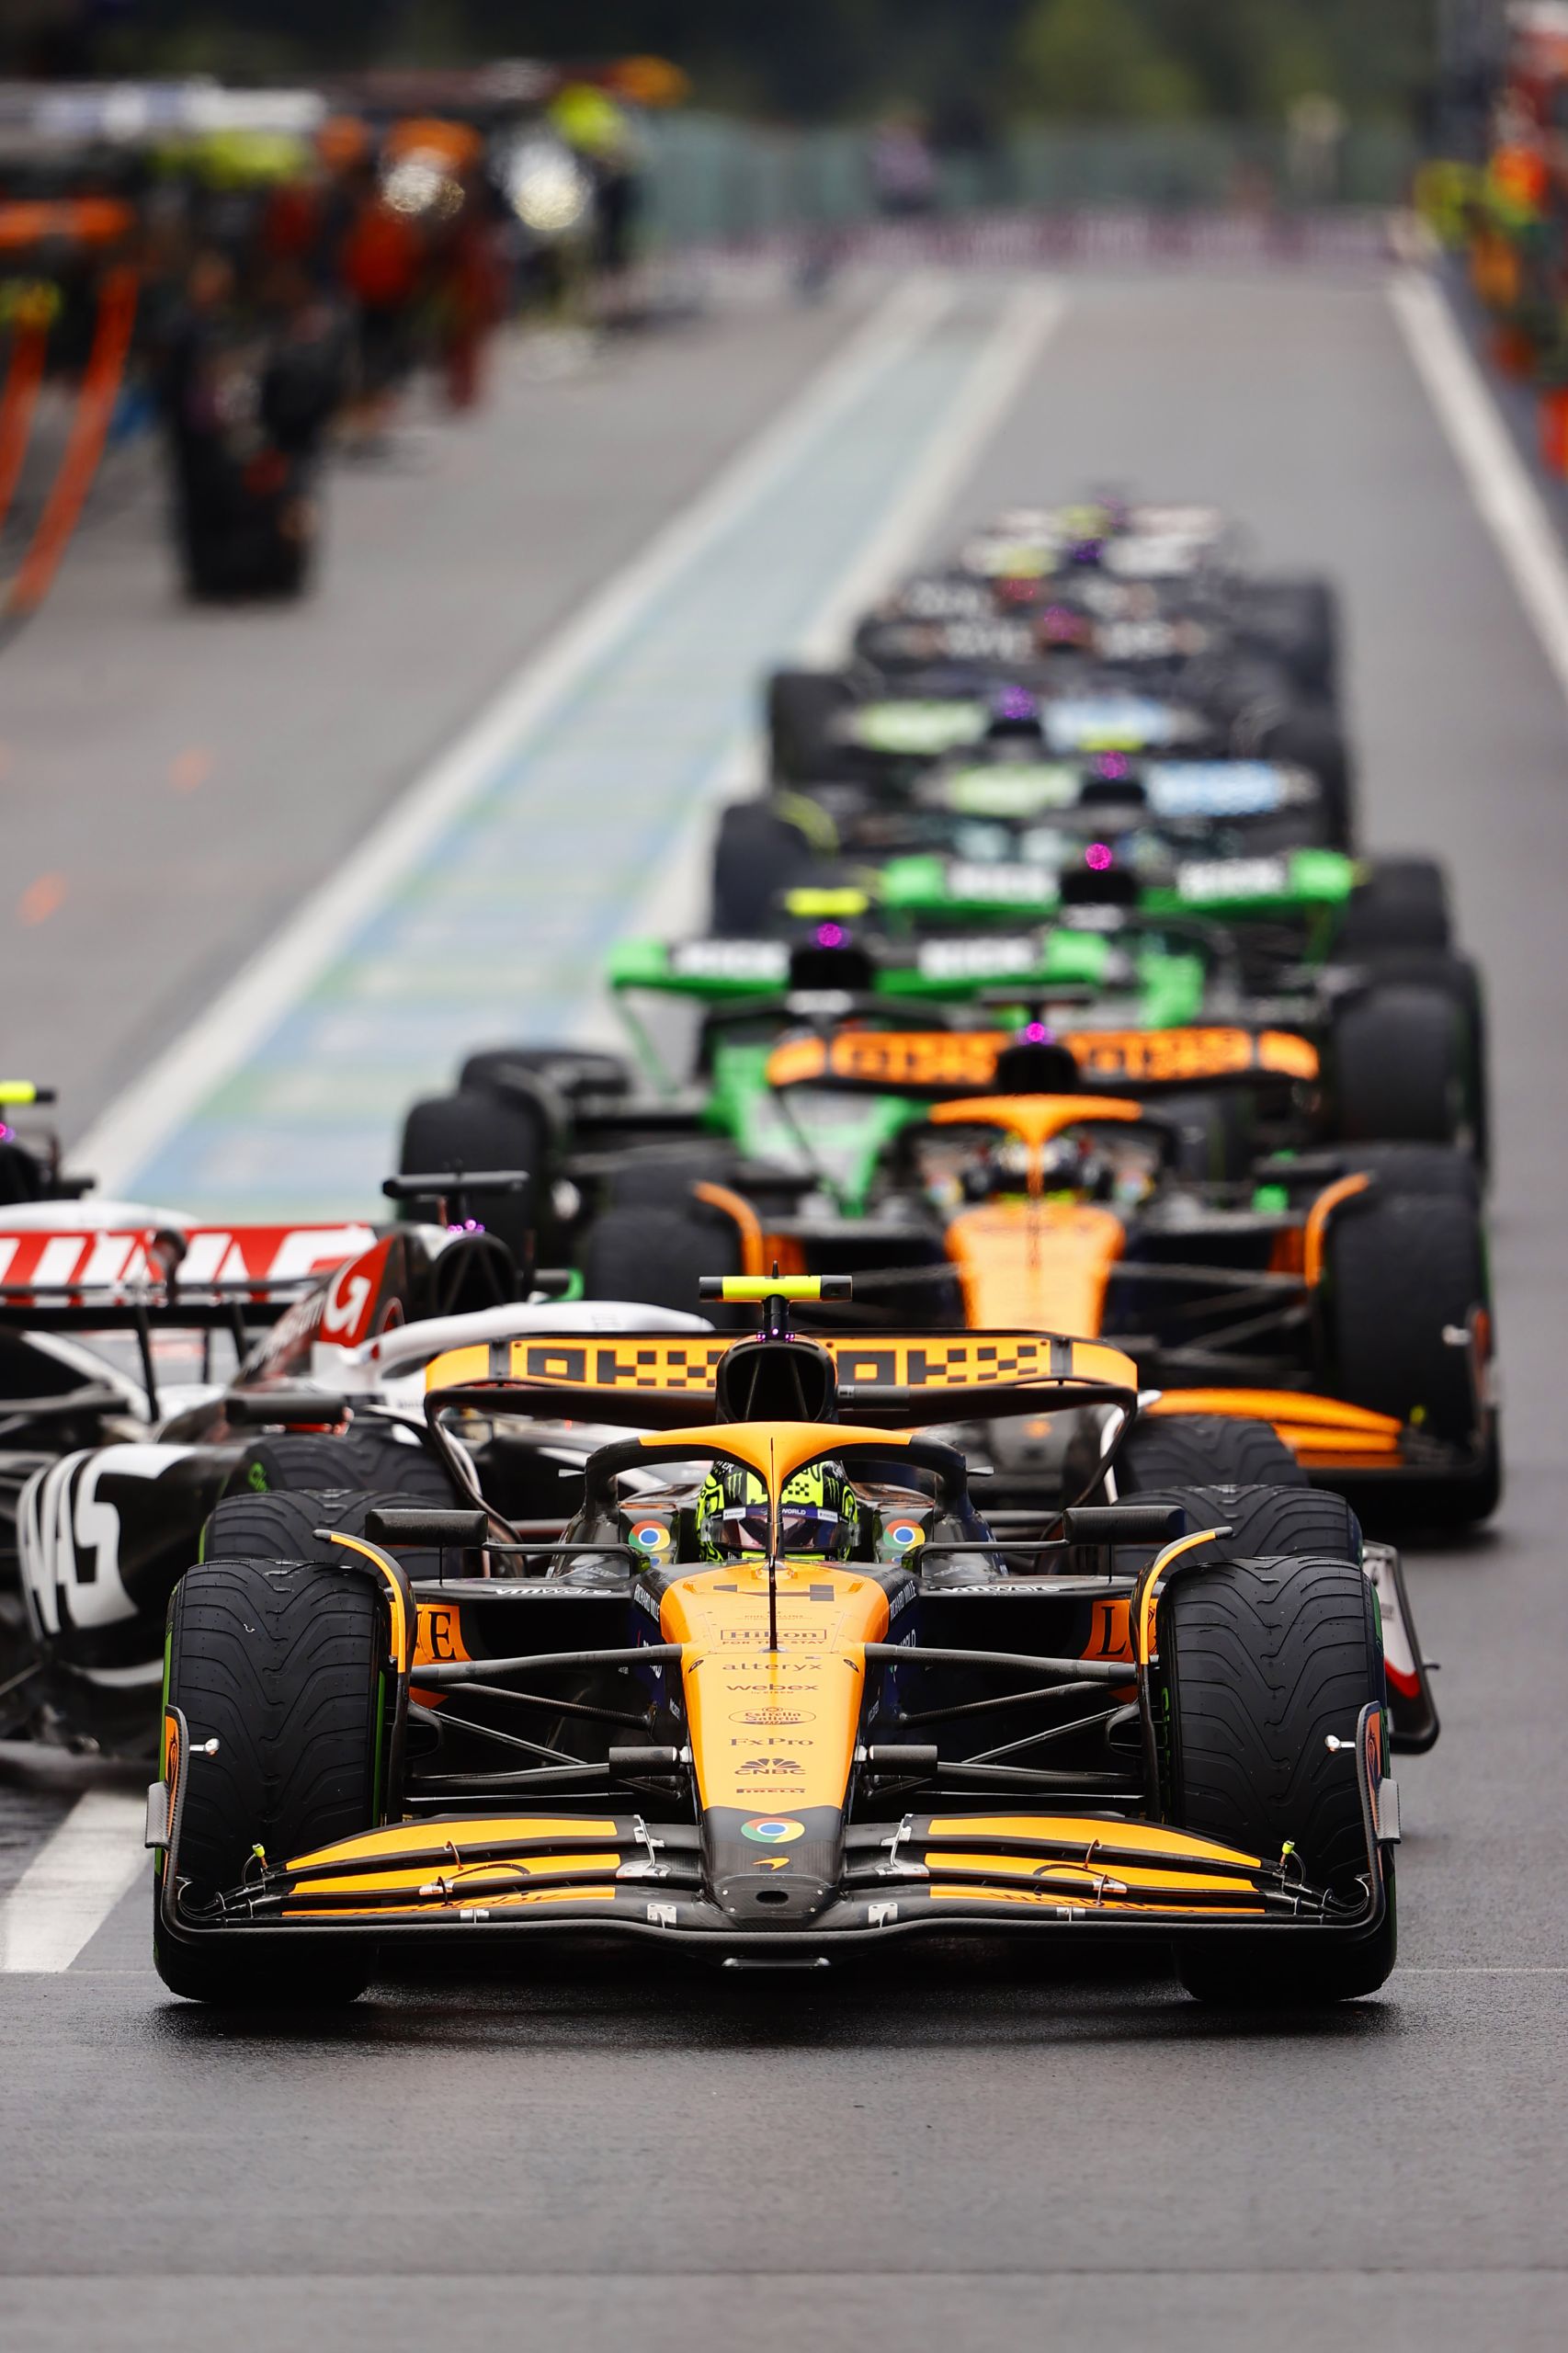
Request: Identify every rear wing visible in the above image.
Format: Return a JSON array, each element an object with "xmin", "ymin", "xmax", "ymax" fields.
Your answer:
[
  {"xmin": 0, "ymin": 1222, "xmax": 375, "ymax": 1326},
  {"xmin": 608, "ymin": 936, "xmax": 794, "ymax": 1002},
  {"xmin": 909, "ymin": 757, "xmax": 1319, "ymax": 827},
  {"xmin": 422, "ymin": 1325, "xmax": 1140, "ymax": 1429},
  {"xmin": 764, "ymin": 1025, "xmax": 1317, "ymax": 1100},
  {"xmin": 874, "ymin": 846, "xmax": 1355, "ymax": 926},
  {"xmin": 605, "ymin": 925, "xmax": 1124, "ymax": 1006}
]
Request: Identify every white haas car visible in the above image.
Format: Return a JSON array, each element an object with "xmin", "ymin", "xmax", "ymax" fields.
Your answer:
[{"xmin": 0, "ymin": 1195, "xmax": 709, "ymax": 1757}]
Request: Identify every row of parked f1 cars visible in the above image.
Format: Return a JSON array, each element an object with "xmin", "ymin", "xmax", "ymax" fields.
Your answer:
[{"xmin": 0, "ymin": 499, "xmax": 1482, "ymax": 2007}]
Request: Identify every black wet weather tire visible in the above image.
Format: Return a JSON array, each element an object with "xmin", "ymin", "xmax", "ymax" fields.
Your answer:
[
  {"xmin": 203, "ymin": 1484, "xmax": 460, "ymax": 1583},
  {"xmin": 766, "ymin": 670, "xmax": 854, "ymax": 783},
  {"xmin": 1324, "ymin": 1191, "xmax": 1488, "ymax": 1447},
  {"xmin": 1119, "ymin": 1483, "xmax": 1362, "ymax": 1564},
  {"xmin": 605, "ymin": 1142, "xmax": 742, "ymax": 1213},
  {"xmin": 1331, "ymin": 983, "xmax": 1470, "ymax": 1149},
  {"xmin": 1118, "ymin": 1415, "xmax": 1308, "ymax": 1493},
  {"xmin": 581, "ymin": 1202, "xmax": 743, "ymax": 1323},
  {"xmin": 396, "ymin": 1086, "xmax": 545, "ymax": 1256},
  {"xmin": 1160, "ymin": 1552, "xmax": 1393, "ymax": 2005},
  {"xmin": 1339, "ymin": 858, "xmax": 1451, "ymax": 955},
  {"xmin": 153, "ymin": 1930, "xmax": 369, "ymax": 2009},
  {"xmin": 1160, "ymin": 1088, "xmax": 1256, "ymax": 1182},
  {"xmin": 460, "ymin": 1046, "xmax": 631, "ymax": 1103},
  {"xmin": 157, "ymin": 1555, "xmax": 386, "ymax": 2005},
  {"xmin": 222, "ymin": 1427, "xmax": 460, "ymax": 1508},
  {"xmin": 1175, "ymin": 1860, "xmax": 1396, "ymax": 2008},
  {"xmin": 1335, "ymin": 1142, "xmax": 1481, "ymax": 1204},
  {"xmin": 710, "ymin": 801, "xmax": 818, "ymax": 932},
  {"xmin": 1350, "ymin": 949, "xmax": 1488, "ymax": 1172},
  {"xmin": 1245, "ymin": 577, "xmax": 1341, "ymax": 699},
  {"xmin": 1256, "ymin": 710, "xmax": 1353, "ymax": 849}
]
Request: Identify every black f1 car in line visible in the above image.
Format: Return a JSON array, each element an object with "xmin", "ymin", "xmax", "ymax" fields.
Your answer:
[
  {"xmin": 774, "ymin": 497, "xmax": 1344, "ymax": 804},
  {"xmin": 149, "ymin": 1276, "xmax": 1411, "ymax": 2008},
  {"xmin": 870, "ymin": 497, "xmax": 1341, "ymax": 699}
]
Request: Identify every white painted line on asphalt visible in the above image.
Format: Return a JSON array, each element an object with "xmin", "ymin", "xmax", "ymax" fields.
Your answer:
[
  {"xmin": 74, "ymin": 274, "xmax": 954, "ymax": 1194},
  {"xmin": 1390, "ymin": 268, "xmax": 1568, "ymax": 710},
  {"xmin": 608, "ymin": 278, "xmax": 1069, "ymax": 956},
  {"xmin": 0, "ymin": 1790, "xmax": 145, "ymax": 1972},
  {"xmin": 795, "ymin": 279, "xmax": 1067, "ymax": 664}
]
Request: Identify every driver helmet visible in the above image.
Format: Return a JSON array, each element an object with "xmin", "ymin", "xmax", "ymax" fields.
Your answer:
[
  {"xmin": 697, "ymin": 1459, "xmax": 861, "ymax": 1563},
  {"xmin": 966, "ymin": 1130, "xmax": 1085, "ymax": 1198}
]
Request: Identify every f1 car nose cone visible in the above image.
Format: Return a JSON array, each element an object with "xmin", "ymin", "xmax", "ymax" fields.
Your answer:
[
  {"xmin": 711, "ymin": 1870, "xmax": 837, "ymax": 1925},
  {"xmin": 703, "ymin": 1804, "xmax": 846, "ymax": 1923}
]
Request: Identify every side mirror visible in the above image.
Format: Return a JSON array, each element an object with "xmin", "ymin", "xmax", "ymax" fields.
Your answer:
[
  {"xmin": 1062, "ymin": 1503, "xmax": 1187, "ymax": 1546},
  {"xmin": 364, "ymin": 1508, "xmax": 488, "ymax": 1549},
  {"xmin": 223, "ymin": 1387, "xmax": 347, "ymax": 1427}
]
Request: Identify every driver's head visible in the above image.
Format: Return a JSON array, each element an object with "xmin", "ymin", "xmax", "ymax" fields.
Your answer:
[
  {"xmin": 697, "ymin": 1459, "xmax": 861, "ymax": 1563},
  {"xmin": 965, "ymin": 1131, "xmax": 1087, "ymax": 1199}
]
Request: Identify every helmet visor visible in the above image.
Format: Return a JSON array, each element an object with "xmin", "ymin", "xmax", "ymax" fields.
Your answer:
[
  {"xmin": 778, "ymin": 1503, "xmax": 842, "ymax": 1558},
  {"xmin": 702, "ymin": 1502, "xmax": 771, "ymax": 1556},
  {"xmin": 699, "ymin": 1502, "xmax": 844, "ymax": 1558}
]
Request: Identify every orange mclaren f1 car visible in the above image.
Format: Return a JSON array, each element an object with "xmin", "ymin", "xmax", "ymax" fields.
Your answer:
[
  {"xmin": 150, "ymin": 1277, "xmax": 1415, "ymax": 2008},
  {"xmin": 581, "ymin": 1020, "xmax": 1498, "ymax": 1528}
]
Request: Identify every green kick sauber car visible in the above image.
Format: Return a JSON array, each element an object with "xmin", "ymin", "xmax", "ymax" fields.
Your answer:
[
  {"xmin": 604, "ymin": 829, "xmax": 1484, "ymax": 1215},
  {"xmin": 394, "ymin": 849, "xmax": 1486, "ymax": 1308}
]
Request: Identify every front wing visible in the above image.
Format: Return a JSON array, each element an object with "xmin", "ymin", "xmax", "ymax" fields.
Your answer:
[{"xmin": 153, "ymin": 1703, "xmax": 1395, "ymax": 1962}]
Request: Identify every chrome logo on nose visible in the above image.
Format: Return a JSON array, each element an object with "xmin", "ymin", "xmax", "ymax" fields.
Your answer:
[{"xmin": 741, "ymin": 1816, "xmax": 805, "ymax": 1844}]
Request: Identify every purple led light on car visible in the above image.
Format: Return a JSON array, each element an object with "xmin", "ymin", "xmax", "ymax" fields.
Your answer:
[
  {"xmin": 1022, "ymin": 1021, "xmax": 1052, "ymax": 1043},
  {"xmin": 1085, "ymin": 842, "xmax": 1114, "ymax": 872},
  {"xmin": 994, "ymin": 686, "xmax": 1037, "ymax": 721},
  {"xmin": 816, "ymin": 922, "xmax": 845, "ymax": 949},
  {"xmin": 1094, "ymin": 751, "xmax": 1131, "ymax": 780}
]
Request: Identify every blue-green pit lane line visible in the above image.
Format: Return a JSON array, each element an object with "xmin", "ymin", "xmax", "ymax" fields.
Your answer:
[{"xmin": 82, "ymin": 278, "xmax": 1058, "ymax": 1219}]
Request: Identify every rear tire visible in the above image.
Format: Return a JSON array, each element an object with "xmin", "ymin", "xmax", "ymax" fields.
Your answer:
[
  {"xmin": 203, "ymin": 1484, "xmax": 461, "ymax": 1583},
  {"xmin": 766, "ymin": 670, "xmax": 854, "ymax": 783},
  {"xmin": 1324, "ymin": 1191, "xmax": 1489, "ymax": 1447},
  {"xmin": 605, "ymin": 1142, "xmax": 742, "ymax": 1212},
  {"xmin": 1337, "ymin": 1142, "xmax": 1481, "ymax": 1204},
  {"xmin": 1119, "ymin": 1415, "xmax": 1307, "ymax": 1494},
  {"xmin": 157, "ymin": 1555, "xmax": 386, "ymax": 2006},
  {"xmin": 396, "ymin": 1086, "xmax": 544, "ymax": 1257},
  {"xmin": 1120, "ymin": 1482, "xmax": 1362, "ymax": 1563},
  {"xmin": 460, "ymin": 1046, "xmax": 631, "ymax": 1103},
  {"xmin": 1160, "ymin": 1550, "xmax": 1392, "ymax": 2005},
  {"xmin": 1244, "ymin": 577, "xmax": 1341, "ymax": 699},
  {"xmin": 222, "ymin": 1427, "xmax": 460, "ymax": 1507},
  {"xmin": 581, "ymin": 1201, "xmax": 742, "ymax": 1322},
  {"xmin": 1256, "ymin": 710, "xmax": 1353, "ymax": 849},
  {"xmin": 1339, "ymin": 858, "xmax": 1451, "ymax": 955},
  {"xmin": 1331, "ymin": 983, "xmax": 1471, "ymax": 1150},
  {"xmin": 710, "ymin": 801, "xmax": 818, "ymax": 932},
  {"xmin": 1352, "ymin": 949, "xmax": 1488, "ymax": 1172},
  {"xmin": 1161, "ymin": 1088, "xmax": 1256, "ymax": 1182}
]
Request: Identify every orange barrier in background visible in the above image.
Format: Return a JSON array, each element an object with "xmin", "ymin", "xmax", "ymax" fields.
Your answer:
[
  {"xmin": 0, "ymin": 310, "xmax": 49, "ymax": 532},
  {"xmin": 4, "ymin": 265, "xmax": 137, "ymax": 620}
]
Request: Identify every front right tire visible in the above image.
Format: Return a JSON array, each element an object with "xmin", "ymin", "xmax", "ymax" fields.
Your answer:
[{"xmin": 1159, "ymin": 1549, "xmax": 1393, "ymax": 2005}]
